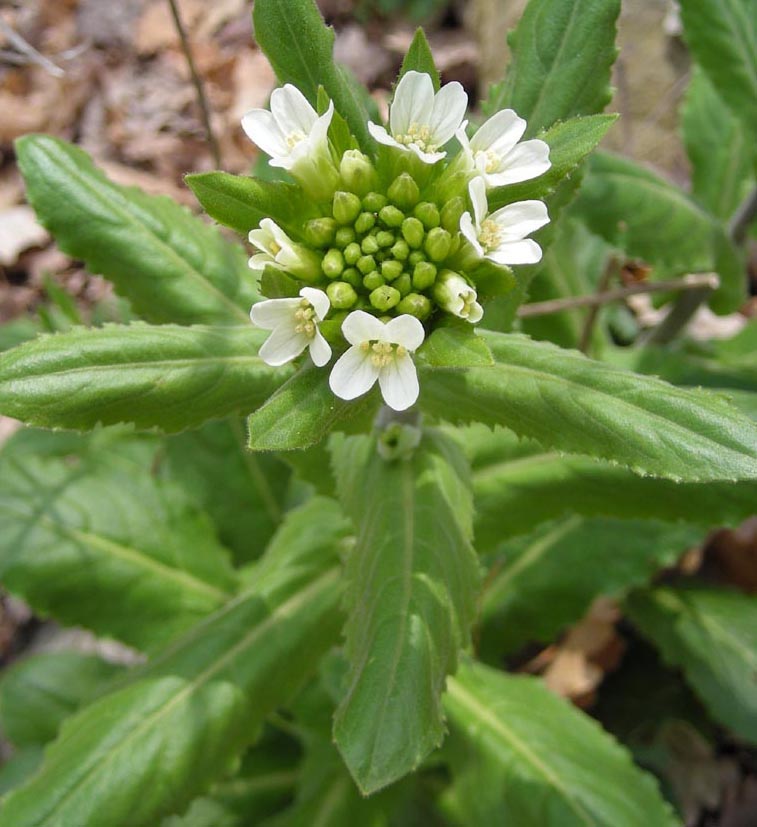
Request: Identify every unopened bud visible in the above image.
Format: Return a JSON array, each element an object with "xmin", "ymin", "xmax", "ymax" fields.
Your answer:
[
  {"xmin": 339, "ymin": 150, "xmax": 377, "ymax": 197},
  {"xmin": 363, "ymin": 192, "xmax": 388, "ymax": 212},
  {"xmin": 370, "ymin": 284, "xmax": 401, "ymax": 311},
  {"xmin": 408, "ymin": 250, "xmax": 427, "ymax": 267},
  {"xmin": 335, "ymin": 226, "xmax": 356, "ymax": 248},
  {"xmin": 354, "ymin": 211, "xmax": 376, "ymax": 235},
  {"xmin": 412, "ymin": 261, "xmax": 437, "ymax": 291},
  {"xmin": 363, "ymin": 270, "xmax": 385, "ymax": 291},
  {"xmin": 381, "ymin": 260, "xmax": 403, "ymax": 281},
  {"xmin": 424, "ymin": 227, "xmax": 452, "ymax": 262},
  {"xmin": 401, "ymin": 217, "xmax": 425, "ymax": 249},
  {"xmin": 332, "ymin": 191, "xmax": 362, "ymax": 225},
  {"xmin": 303, "ymin": 217, "xmax": 337, "ymax": 248},
  {"xmin": 394, "ymin": 273, "xmax": 412, "ymax": 297},
  {"xmin": 327, "ymin": 280, "xmax": 358, "ymax": 309},
  {"xmin": 391, "ymin": 239, "xmax": 410, "ymax": 261},
  {"xmin": 388, "ymin": 173, "xmax": 420, "ymax": 210},
  {"xmin": 376, "ymin": 230, "xmax": 395, "ymax": 248},
  {"xmin": 414, "ymin": 201, "xmax": 440, "ymax": 230},
  {"xmin": 357, "ymin": 254, "xmax": 376, "ymax": 274},
  {"xmin": 321, "ymin": 248, "xmax": 345, "ymax": 279},
  {"xmin": 361, "ymin": 235, "xmax": 380, "ymax": 255},
  {"xmin": 379, "ymin": 205, "xmax": 405, "ymax": 228},
  {"xmin": 433, "ymin": 269, "xmax": 483, "ymax": 323},
  {"xmin": 441, "ymin": 196, "xmax": 466, "ymax": 234},
  {"xmin": 342, "ymin": 266, "xmax": 362, "ymax": 288},
  {"xmin": 344, "ymin": 242, "xmax": 362, "ymax": 265},
  {"xmin": 397, "ymin": 292, "xmax": 432, "ymax": 320}
]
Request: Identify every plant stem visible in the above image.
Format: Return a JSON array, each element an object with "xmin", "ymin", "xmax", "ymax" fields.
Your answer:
[
  {"xmin": 729, "ymin": 186, "xmax": 757, "ymax": 245},
  {"xmin": 578, "ymin": 257, "xmax": 618, "ymax": 354}
]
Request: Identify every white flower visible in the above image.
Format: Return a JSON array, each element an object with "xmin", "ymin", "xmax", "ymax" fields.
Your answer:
[
  {"xmin": 457, "ymin": 109, "xmax": 550, "ymax": 188},
  {"xmin": 248, "ymin": 218, "xmax": 321, "ymax": 281},
  {"xmin": 329, "ymin": 311, "xmax": 425, "ymax": 411},
  {"xmin": 250, "ymin": 287, "xmax": 331, "ymax": 367},
  {"xmin": 460, "ymin": 177, "xmax": 549, "ymax": 265},
  {"xmin": 367, "ymin": 71, "xmax": 468, "ymax": 164},
  {"xmin": 242, "ymin": 84, "xmax": 333, "ymax": 171},
  {"xmin": 433, "ymin": 270, "xmax": 483, "ymax": 323}
]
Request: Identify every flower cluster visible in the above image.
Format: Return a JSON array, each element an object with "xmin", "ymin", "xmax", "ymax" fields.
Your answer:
[{"xmin": 242, "ymin": 72, "xmax": 550, "ymax": 411}]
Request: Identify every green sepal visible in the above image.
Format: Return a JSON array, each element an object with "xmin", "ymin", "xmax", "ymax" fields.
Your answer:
[
  {"xmin": 468, "ymin": 258, "xmax": 516, "ymax": 298},
  {"xmin": 260, "ymin": 266, "xmax": 300, "ymax": 298},
  {"xmin": 417, "ymin": 324, "xmax": 494, "ymax": 369}
]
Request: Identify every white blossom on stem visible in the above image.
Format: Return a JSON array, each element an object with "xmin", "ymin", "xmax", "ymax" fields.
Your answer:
[
  {"xmin": 457, "ymin": 109, "xmax": 550, "ymax": 188},
  {"xmin": 248, "ymin": 219, "xmax": 321, "ymax": 281},
  {"xmin": 433, "ymin": 270, "xmax": 483, "ymax": 323},
  {"xmin": 368, "ymin": 71, "xmax": 468, "ymax": 164},
  {"xmin": 250, "ymin": 287, "xmax": 331, "ymax": 367},
  {"xmin": 329, "ymin": 311, "xmax": 425, "ymax": 411},
  {"xmin": 460, "ymin": 177, "xmax": 549, "ymax": 265}
]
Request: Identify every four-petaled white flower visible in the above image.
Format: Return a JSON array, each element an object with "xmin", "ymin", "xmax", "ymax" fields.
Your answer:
[
  {"xmin": 368, "ymin": 71, "xmax": 468, "ymax": 165},
  {"xmin": 250, "ymin": 287, "xmax": 332, "ymax": 368},
  {"xmin": 460, "ymin": 177, "xmax": 549, "ymax": 265},
  {"xmin": 242, "ymin": 84, "xmax": 333, "ymax": 171},
  {"xmin": 329, "ymin": 311, "xmax": 425, "ymax": 411},
  {"xmin": 434, "ymin": 270, "xmax": 483, "ymax": 323},
  {"xmin": 457, "ymin": 109, "xmax": 551, "ymax": 189}
]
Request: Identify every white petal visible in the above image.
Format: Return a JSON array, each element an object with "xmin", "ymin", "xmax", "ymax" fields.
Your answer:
[
  {"xmin": 489, "ymin": 238, "xmax": 543, "ymax": 265},
  {"xmin": 486, "ymin": 139, "xmax": 551, "ymax": 187},
  {"xmin": 329, "ymin": 346, "xmax": 379, "ymax": 400},
  {"xmin": 491, "ymin": 200, "xmax": 550, "ymax": 240},
  {"xmin": 459, "ymin": 212, "xmax": 483, "ymax": 255},
  {"xmin": 258, "ymin": 324, "xmax": 309, "ymax": 366},
  {"xmin": 248, "ymin": 224, "xmax": 274, "ymax": 253},
  {"xmin": 367, "ymin": 122, "xmax": 403, "ymax": 149},
  {"xmin": 470, "ymin": 109, "xmax": 526, "ymax": 156},
  {"xmin": 384, "ymin": 314, "xmax": 425, "ymax": 351},
  {"xmin": 378, "ymin": 354, "xmax": 419, "ymax": 411},
  {"xmin": 455, "ymin": 125, "xmax": 475, "ymax": 170},
  {"xmin": 270, "ymin": 84, "xmax": 318, "ymax": 136},
  {"xmin": 241, "ymin": 109, "xmax": 288, "ymax": 159},
  {"xmin": 250, "ymin": 297, "xmax": 301, "ymax": 329},
  {"xmin": 303, "ymin": 100, "xmax": 334, "ymax": 155},
  {"xmin": 300, "ymin": 287, "xmax": 330, "ymax": 321},
  {"xmin": 429, "ymin": 81, "xmax": 468, "ymax": 146},
  {"xmin": 406, "ymin": 144, "xmax": 447, "ymax": 165},
  {"xmin": 389, "ymin": 71, "xmax": 435, "ymax": 136},
  {"xmin": 308, "ymin": 330, "xmax": 332, "ymax": 367},
  {"xmin": 341, "ymin": 310, "xmax": 387, "ymax": 346},
  {"xmin": 467, "ymin": 301, "xmax": 484, "ymax": 323},
  {"xmin": 468, "ymin": 176, "xmax": 489, "ymax": 228},
  {"xmin": 248, "ymin": 252, "xmax": 273, "ymax": 271}
]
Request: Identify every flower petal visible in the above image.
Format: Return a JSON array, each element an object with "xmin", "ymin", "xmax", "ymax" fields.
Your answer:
[
  {"xmin": 467, "ymin": 176, "xmax": 489, "ymax": 229},
  {"xmin": 270, "ymin": 84, "xmax": 318, "ymax": 136},
  {"xmin": 487, "ymin": 139, "xmax": 551, "ymax": 187},
  {"xmin": 384, "ymin": 314, "xmax": 425, "ymax": 351},
  {"xmin": 470, "ymin": 109, "xmax": 527, "ymax": 156},
  {"xmin": 367, "ymin": 122, "xmax": 402, "ymax": 149},
  {"xmin": 467, "ymin": 301, "xmax": 484, "ymax": 323},
  {"xmin": 241, "ymin": 109, "xmax": 288, "ymax": 159},
  {"xmin": 491, "ymin": 199, "xmax": 550, "ymax": 241},
  {"xmin": 429, "ymin": 81, "xmax": 468, "ymax": 146},
  {"xmin": 341, "ymin": 310, "xmax": 387, "ymax": 346},
  {"xmin": 389, "ymin": 71, "xmax": 434, "ymax": 136},
  {"xmin": 300, "ymin": 287, "xmax": 330, "ymax": 321},
  {"xmin": 459, "ymin": 212, "xmax": 483, "ymax": 255},
  {"xmin": 258, "ymin": 324, "xmax": 309, "ymax": 366},
  {"xmin": 308, "ymin": 329, "xmax": 332, "ymax": 367},
  {"xmin": 489, "ymin": 238, "xmax": 543, "ymax": 265},
  {"xmin": 248, "ymin": 252, "xmax": 273, "ymax": 271},
  {"xmin": 329, "ymin": 346, "xmax": 379, "ymax": 400},
  {"xmin": 250, "ymin": 297, "xmax": 301, "ymax": 329},
  {"xmin": 407, "ymin": 144, "xmax": 447, "ymax": 165},
  {"xmin": 378, "ymin": 354, "xmax": 419, "ymax": 411}
]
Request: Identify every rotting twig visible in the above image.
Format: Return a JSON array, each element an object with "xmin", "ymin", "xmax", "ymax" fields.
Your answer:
[{"xmin": 0, "ymin": 17, "xmax": 64, "ymax": 77}]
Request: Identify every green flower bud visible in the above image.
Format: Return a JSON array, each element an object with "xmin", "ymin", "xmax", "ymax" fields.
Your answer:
[
  {"xmin": 339, "ymin": 150, "xmax": 377, "ymax": 197},
  {"xmin": 362, "ymin": 191, "xmax": 388, "ymax": 213},
  {"xmin": 321, "ymin": 248, "xmax": 345, "ymax": 279},
  {"xmin": 357, "ymin": 254, "xmax": 376, "ymax": 275},
  {"xmin": 332, "ymin": 191, "xmax": 362, "ymax": 225},
  {"xmin": 397, "ymin": 292, "xmax": 432, "ymax": 320},
  {"xmin": 441, "ymin": 196, "xmax": 466, "ymax": 234},
  {"xmin": 376, "ymin": 230, "xmax": 395, "ymax": 248},
  {"xmin": 412, "ymin": 260, "xmax": 438, "ymax": 291},
  {"xmin": 424, "ymin": 227, "xmax": 452, "ymax": 262},
  {"xmin": 335, "ymin": 226, "xmax": 356, "ymax": 248},
  {"xmin": 408, "ymin": 250, "xmax": 427, "ymax": 267},
  {"xmin": 342, "ymin": 266, "xmax": 362, "ymax": 288},
  {"xmin": 381, "ymin": 259, "xmax": 403, "ymax": 281},
  {"xmin": 391, "ymin": 239, "xmax": 410, "ymax": 261},
  {"xmin": 361, "ymin": 235, "xmax": 380, "ymax": 255},
  {"xmin": 401, "ymin": 217, "xmax": 425, "ymax": 249},
  {"xmin": 355, "ymin": 212, "xmax": 376, "ymax": 235},
  {"xmin": 375, "ymin": 250, "xmax": 388, "ymax": 263},
  {"xmin": 379, "ymin": 205, "xmax": 405, "ymax": 228},
  {"xmin": 303, "ymin": 217, "xmax": 337, "ymax": 248},
  {"xmin": 388, "ymin": 172, "xmax": 420, "ymax": 210},
  {"xmin": 343, "ymin": 242, "xmax": 362, "ymax": 265},
  {"xmin": 370, "ymin": 284, "xmax": 401, "ymax": 311},
  {"xmin": 363, "ymin": 270, "xmax": 385, "ymax": 291},
  {"xmin": 414, "ymin": 201, "xmax": 440, "ymax": 230},
  {"xmin": 327, "ymin": 280, "xmax": 358, "ymax": 309},
  {"xmin": 394, "ymin": 273, "xmax": 412, "ymax": 297}
]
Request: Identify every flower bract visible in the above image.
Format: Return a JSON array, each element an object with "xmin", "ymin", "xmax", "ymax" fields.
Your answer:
[{"xmin": 329, "ymin": 311, "xmax": 425, "ymax": 411}]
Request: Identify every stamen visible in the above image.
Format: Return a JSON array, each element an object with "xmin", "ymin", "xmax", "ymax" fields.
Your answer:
[
  {"xmin": 479, "ymin": 150, "xmax": 500, "ymax": 174},
  {"xmin": 268, "ymin": 241, "xmax": 282, "ymax": 256},
  {"xmin": 479, "ymin": 219, "xmax": 502, "ymax": 252},
  {"xmin": 395, "ymin": 122, "xmax": 439, "ymax": 154},
  {"xmin": 285, "ymin": 130, "xmax": 306, "ymax": 149}
]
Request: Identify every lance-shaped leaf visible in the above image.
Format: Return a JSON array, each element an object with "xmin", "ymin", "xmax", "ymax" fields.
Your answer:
[
  {"xmin": 486, "ymin": 0, "xmax": 620, "ymax": 134},
  {"xmin": 442, "ymin": 661, "xmax": 679, "ymax": 827},
  {"xmin": 0, "ymin": 324, "xmax": 290, "ymax": 433},
  {"xmin": 15, "ymin": 135, "xmax": 256, "ymax": 325},
  {"xmin": 331, "ymin": 431, "xmax": 480, "ymax": 794},
  {"xmin": 398, "ymin": 28, "xmax": 439, "ymax": 90},
  {"xmin": 627, "ymin": 586, "xmax": 757, "ymax": 744},
  {"xmin": 0, "ymin": 429, "xmax": 237, "ymax": 651},
  {"xmin": 0, "ymin": 499, "xmax": 350, "ymax": 827},
  {"xmin": 421, "ymin": 332, "xmax": 757, "ymax": 482}
]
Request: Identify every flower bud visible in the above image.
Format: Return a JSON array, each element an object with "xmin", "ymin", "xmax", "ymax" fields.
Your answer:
[
  {"xmin": 376, "ymin": 230, "xmax": 395, "ymax": 248},
  {"xmin": 363, "ymin": 270, "xmax": 385, "ymax": 291},
  {"xmin": 339, "ymin": 149, "xmax": 377, "ymax": 196},
  {"xmin": 441, "ymin": 196, "xmax": 466, "ymax": 234},
  {"xmin": 414, "ymin": 201, "xmax": 440, "ymax": 230},
  {"xmin": 321, "ymin": 248, "xmax": 345, "ymax": 279},
  {"xmin": 335, "ymin": 226, "xmax": 356, "ymax": 248},
  {"xmin": 361, "ymin": 235, "xmax": 380, "ymax": 255},
  {"xmin": 424, "ymin": 227, "xmax": 452, "ymax": 262},
  {"xmin": 342, "ymin": 266, "xmax": 362, "ymax": 288},
  {"xmin": 379, "ymin": 205, "xmax": 405, "ymax": 228},
  {"xmin": 354, "ymin": 211, "xmax": 376, "ymax": 235},
  {"xmin": 394, "ymin": 273, "xmax": 412, "ymax": 297},
  {"xmin": 388, "ymin": 172, "xmax": 420, "ymax": 210},
  {"xmin": 397, "ymin": 292, "xmax": 432, "ymax": 320},
  {"xmin": 363, "ymin": 192, "xmax": 388, "ymax": 212},
  {"xmin": 391, "ymin": 239, "xmax": 410, "ymax": 261},
  {"xmin": 401, "ymin": 217, "xmax": 425, "ymax": 249},
  {"xmin": 412, "ymin": 261, "xmax": 437, "ymax": 291},
  {"xmin": 381, "ymin": 260, "xmax": 403, "ymax": 281},
  {"xmin": 303, "ymin": 217, "xmax": 336, "ymax": 248},
  {"xmin": 344, "ymin": 242, "xmax": 362, "ymax": 265},
  {"xmin": 332, "ymin": 191, "xmax": 362, "ymax": 225},
  {"xmin": 357, "ymin": 254, "xmax": 376, "ymax": 274},
  {"xmin": 370, "ymin": 284, "xmax": 401, "ymax": 311},
  {"xmin": 433, "ymin": 269, "xmax": 483, "ymax": 323},
  {"xmin": 408, "ymin": 250, "xmax": 427, "ymax": 267},
  {"xmin": 327, "ymin": 280, "xmax": 358, "ymax": 309}
]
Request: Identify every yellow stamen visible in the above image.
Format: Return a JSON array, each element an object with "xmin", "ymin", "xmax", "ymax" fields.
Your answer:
[
  {"xmin": 479, "ymin": 218, "xmax": 502, "ymax": 252},
  {"xmin": 395, "ymin": 122, "xmax": 439, "ymax": 154}
]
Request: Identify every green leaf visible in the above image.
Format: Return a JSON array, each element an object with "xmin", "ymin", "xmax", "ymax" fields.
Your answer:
[
  {"xmin": 0, "ymin": 429, "xmax": 237, "ymax": 651},
  {"xmin": 398, "ymin": 28, "xmax": 439, "ymax": 90},
  {"xmin": 331, "ymin": 431, "xmax": 480, "ymax": 794},
  {"xmin": 185, "ymin": 172, "xmax": 306, "ymax": 238},
  {"xmin": 443, "ymin": 661, "xmax": 680, "ymax": 827},
  {"xmin": 160, "ymin": 798, "xmax": 239, "ymax": 827},
  {"xmin": 682, "ymin": 68, "xmax": 755, "ymax": 221},
  {"xmin": 252, "ymin": 0, "xmax": 374, "ymax": 153},
  {"xmin": 417, "ymin": 325, "xmax": 494, "ymax": 368},
  {"xmin": 15, "ymin": 135, "xmax": 255, "ymax": 325},
  {"xmin": 627, "ymin": 586, "xmax": 757, "ymax": 744},
  {"xmin": 0, "ymin": 749, "xmax": 43, "ymax": 797},
  {"xmin": 0, "ymin": 653, "xmax": 122, "ymax": 748},
  {"xmin": 0, "ymin": 324, "xmax": 289, "ymax": 433},
  {"xmin": 422, "ymin": 332, "xmax": 757, "ymax": 482},
  {"xmin": 488, "ymin": 115, "xmax": 618, "ymax": 209},
  {"xmin": 678, "ymin": 0, "xmax": 757, "ymax": 133},
  {"xmin": 486, "ymin": 0, "xmax": 620, "ymax": 134},
  {"xmin": 0, "ymin": 499, "xmax": 350, "ymax": 827},
  {"xmin": 574, "ymin": 152, "xmax": 745, "ymax": 314},
  {"xmin": 479, "ymin": 516, "xmax": 702, "ymax": 657}
]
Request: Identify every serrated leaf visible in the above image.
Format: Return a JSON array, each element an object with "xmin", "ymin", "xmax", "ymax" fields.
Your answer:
[
  {"xmin": 627, "ymin": 586, "xmax": 757, "ymax": 744},
  {"xmin": 0, "ymin": 499, "xmax": 350, "ymax": 827},
  {"xmin": 442, "ymin": 661, "xmax": 680, "ymax": 827},
  {"xmin": 398, "ymin": 28, "xmax": 439, "ymax": 90},
  {"xmin": 417, "ymin": 326, "xmax": 494, "ymax": 368},
  {"xmin": 15, "ymin": 135, "xmax": 255, "ymax": 325},
  {"xmin": 678, "ymin": 0, "xmax": 757, "ymax": 134},
  {"xmin": 331, "ymin": 431, "xmax": 480, "ymax": 794},
  {"xmin": 252, "ymin": 0, "xmax": 374, "ymax": 153},
  {"xmin": 0, "ymin": 429, "xmax": 237, "ymax": 650},
  {"xmin": 0, "ymin": 324, "xmax": 289, "ymax": 433},
  {"xmin": 486, "ymin": 0, "xmax": 620, "ymax": 134},
  {"xmin": 422, "ymin": 332, "xmax": 757, "ymax": 482},
  {"xmin": 479, "ymin": 516, "xmax": 702, "ymax": 657}
]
